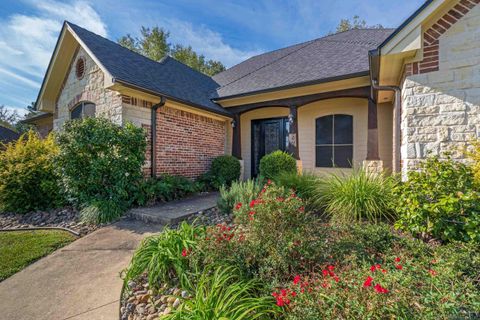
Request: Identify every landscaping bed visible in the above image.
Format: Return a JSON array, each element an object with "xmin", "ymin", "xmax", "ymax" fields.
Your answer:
[
  {"xmin": 0, "ymin": 207, "xmax": 98, "ymax": 236},
  {"xmin": 0, "ymin": 229, "xmax": 76, "ymax": 281}
]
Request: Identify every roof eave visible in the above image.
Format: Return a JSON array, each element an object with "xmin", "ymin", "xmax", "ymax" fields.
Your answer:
[
  {"xmin": 213, "ymin": 71, "xmax": 370, "ymax": 102},
  {"xmin": 113, "ymin": 78, "xmax": 233, "ymax": 118}
]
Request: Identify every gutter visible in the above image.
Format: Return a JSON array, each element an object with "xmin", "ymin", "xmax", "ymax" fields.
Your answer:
[
  {"xmin": 368, "ymin": 49, "xmax": 402, "ymax": 173},
  {"xmin": 151, "ymin": 97, "xmax": 166, "ymax": 178}
]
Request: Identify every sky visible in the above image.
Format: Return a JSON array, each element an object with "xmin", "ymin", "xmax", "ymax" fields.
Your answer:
[{"xmin": 0, "ymin": 0, "xmax": 425, "ymax": 116}]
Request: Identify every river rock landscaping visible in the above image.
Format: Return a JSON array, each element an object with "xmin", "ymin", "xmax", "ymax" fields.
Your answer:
[{"xmin": 0, "ymin": 207, "xmax": 98, "ymax": 236}]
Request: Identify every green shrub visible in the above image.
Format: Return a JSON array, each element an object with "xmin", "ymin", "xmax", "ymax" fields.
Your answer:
[
  {"xmin": 123, "ymin": 222, "xmax": 206, "ymax": 288},
  {"xmin": 0, "ymin": 131, "xmax": 64, "ymax": 213},
  {"xmin": 217, "ymin": 179, "xmax": 262, "ymax": 214},
  {"xmin": 274, "ymin": 172, "xmax": 320, "ymax": 211},
  {"xmin": 132, "ymin": 175, "xmax": 199, "ymax": 206},
  {"xmin": 161, "ymin": 266, "xmax": 279, "ymax": 320},
  {"xmin": 79, "ymin": 199, "xmax": 124, "ymax": 224},
  {"xmin": 315, "ymin": 169, "xmax": 396, "ymax": 224},
  {"xmin": 394, "ymin": 156, "xmax": 480, "ymax": 243},
  {"xmin": 208, "ymin": 155, "xmax": 241, "ymax": 188},
  {"xmin": 259, "ymin": 150, "xmax": 296, "ymax": 179},
  {"xmin": 217, "ymin": 182, "xmax": 317, "ymax": 285},
  {"xmin": 56, "ymin": 118, "xmax": 146, "ymax": 222}
]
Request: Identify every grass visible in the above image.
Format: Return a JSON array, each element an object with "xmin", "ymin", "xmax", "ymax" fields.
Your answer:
[{"xmin": 0, "ymin": 230, "xmax": 76, "ymax": 281}]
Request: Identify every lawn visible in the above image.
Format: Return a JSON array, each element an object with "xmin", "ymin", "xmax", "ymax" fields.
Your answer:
[{"xmin": 0, "ymin": 230, "xmax": 76, "ymax": 281}]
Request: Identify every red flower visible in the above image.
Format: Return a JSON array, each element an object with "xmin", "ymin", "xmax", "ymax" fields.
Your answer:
[
  {"xmin": 276, "ymin": 297, "xmax": 284, "ymax": 306},
  {"xmin": 277, "ymin": 197, "xmax": 285, "ymax": 202},
  {"xmin": 333, "ymin": 276, "xmax": 340, "ymax": 283},
  {"xmin": 280, "ymin": 289, "xmax": 287, "ymax": 296},
  {"xmin": 429, "ymin": 269, "xmax": 437, "ymax": 276},
  {"xmin": 394, "ymin": 257, "xmax": 401, "ymax": 262},
  {"xmin": 370, "ymin": 265, "xmax": 376, "ymax": 272},
  {"xmin": 249, "ymin": 200, "xmax": 255, "ymax": 208},
  {"xmin": 248, "ymin": 211, "xmax": 255, "ymax": 216},
  {"xmin": 299, "ymin": 206, "xmax": 305, "ymax": 212},
  {"xmin": 293, "ymin": 275, "xmax": 301, "ymax": 285},
  {"xmin": 291, "ymin": 291, "xmax": 297, "ymax": 297},
  {"xmin": 381, "ymin": 269, "xmax": 387, "ymax": 274},
  {"xmin": 327, "ymin": 265, "xmax": 335, "ymax": 271},
  {"xmin": 395, "ymin": 265, "xmax": 403, "ymax": 270},
  {"xmin": 267, "ymin": 179, "xmax": 272, "ymax": 185},
  {"xmin": 181, "ymin": 248, "xmax": 189, "ymax": 257},
  {"xmin": 322, "ymin": 270, "xmax": 329, "ymax": 277},
  {"xmin": 375, "ymin": 264, "xmax": 381, "ymax": 270},
  {"xmin": 363, "ymin": 276, "xmax": 373, "ymax": 287},
  {"xmin": 374, "ymin": 284, "xmax": 389, "ymax": 294},
  {"xmin": 235, "ymin": 203, "xmax": 242, "ymax": 210}
]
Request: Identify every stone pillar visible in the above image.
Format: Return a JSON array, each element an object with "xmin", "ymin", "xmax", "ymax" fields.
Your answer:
[
  {"xmin": 232, "ymin": 113, "xmax": 242, "ymax": 160},
  {"xmin": 362, "ymin": 160, "xmax": 384, "ymax": 175}
]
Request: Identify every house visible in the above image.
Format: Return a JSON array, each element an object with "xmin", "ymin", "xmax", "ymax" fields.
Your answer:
[
  {"xmin": 34, "ymin": 0, "xmax": 480, "ymax": 179},
  {"xmin": 21, "ymin": 112, "xmax": 54, "ymax": 138},
  {"xmin": 0, "ymin": 125, "xmax": 20, "ymax": 147}
]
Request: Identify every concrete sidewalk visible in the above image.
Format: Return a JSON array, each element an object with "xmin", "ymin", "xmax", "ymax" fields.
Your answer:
[{"xmin": 0, "ymin": 220, "xmax": 160, "ymax": 320}]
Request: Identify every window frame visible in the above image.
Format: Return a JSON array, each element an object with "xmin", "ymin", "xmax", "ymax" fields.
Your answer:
[
  {"xmin": 314, "ymin": 114, "xmax": 354, "ymax": 168},
  {"xmin": 70, "ymin": 101, "xmax": 96, "ymax": 120}
]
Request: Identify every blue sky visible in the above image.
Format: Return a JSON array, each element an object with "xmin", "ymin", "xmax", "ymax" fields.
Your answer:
[{"xmin": 0, "ymin": 0, "xmax": 424, "ymax": 115}]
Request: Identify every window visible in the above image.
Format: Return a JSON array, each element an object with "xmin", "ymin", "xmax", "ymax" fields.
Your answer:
[
  {"xmin": 70, "ymin": 102, "xmax": 96, "ymax": 120},
  {"xmin": 315, "ymin": 114, "xmax": 353, "ymax": 168}
]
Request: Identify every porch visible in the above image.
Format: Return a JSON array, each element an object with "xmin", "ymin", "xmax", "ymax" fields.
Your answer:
[{"xmin": 228, "ymin": 86, "xmax": 394, "ymax": 179}]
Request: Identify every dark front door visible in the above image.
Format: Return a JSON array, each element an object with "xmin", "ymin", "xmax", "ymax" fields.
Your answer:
[{"xmin": 251, "ymin": 117, "xmax": 288, "ymax": 177}]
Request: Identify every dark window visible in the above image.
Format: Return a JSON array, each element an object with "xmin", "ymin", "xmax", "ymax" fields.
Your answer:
[
  {"xmin": 315, "ymin": 114, "xmax": 353, "ymax": 168},
  {"xmin": 75, "ymin": 57, "xmax": 85, "ymax": 79},
  {"xmin": 71, "ymin": 102, "xmax": 96, "ymax": 120}
]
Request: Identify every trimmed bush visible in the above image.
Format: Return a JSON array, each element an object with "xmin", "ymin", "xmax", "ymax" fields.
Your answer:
[
  {"xmin": 80, "ymin": 199, "xmax": 124, "ymax": 224},
  {"xmin": 316, "ymin": 169, "xmax": 396, "ymax": 223},
  {"xmin": 394, "ymin": 156, "xmax": 480, "ymax": 243},
  {"xmin": 259, "ymin": 151, "xmax": 296, "ymax": 179},
  {"xmin": 0, "ymin": 131, "xmax": 64, "ymax": 213},
  {"xmin": 56, "ymin": 118, "xmax": 146, "ymax": 222},
  {"xmin": 217, "ymin": 179, "xmax": 262, "ymax": 214},
  {"xmin": 208, "ymin": 155, "xmax": 241, "ymax": 188}
]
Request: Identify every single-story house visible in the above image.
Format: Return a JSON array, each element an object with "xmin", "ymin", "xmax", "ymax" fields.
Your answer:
[{"xmin": 34, "ymin": 0, "xmax": 480, "ymax": 179}]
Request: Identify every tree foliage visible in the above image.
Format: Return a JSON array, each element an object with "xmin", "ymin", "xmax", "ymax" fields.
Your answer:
[
  {"xmin": 118, "ymin": 26, "xmax": 226, "ymax": 76},
  {"xmin": 332, "ymin": 15, "xmax": 383, "ymax": 34}
]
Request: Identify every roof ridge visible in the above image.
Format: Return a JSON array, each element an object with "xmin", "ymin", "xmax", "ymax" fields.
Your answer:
[
  {"xmin": 66, "ymin": 21, "xmax": 214, "ymax": 81},
  {"xmin": 215, "ymin": 39, "xmax": 317, "ymax": 91}
]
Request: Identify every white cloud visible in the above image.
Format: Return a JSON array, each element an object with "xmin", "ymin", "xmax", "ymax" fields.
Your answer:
[
  {"xmin": 0, "ymin": 0, "xmax": 107, "ymax": 109},
  {"xmin": 162, "ymin": 19, "xmax": 262, "ymax": 67}
]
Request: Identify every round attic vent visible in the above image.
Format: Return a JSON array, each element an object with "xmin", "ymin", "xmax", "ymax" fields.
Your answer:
[{"xmin": 75, "ymin": 57, "xmax": 86, "ymax": 79}]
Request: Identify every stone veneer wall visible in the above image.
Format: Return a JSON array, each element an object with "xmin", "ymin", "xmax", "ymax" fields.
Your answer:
[
  {"xmin": 401, "ymin": 1, "xmax": 480, "ymax": 174},
  {"xmin": 155, "ymin": 106, "xmax": 226, "ymax": 179},
  {"xmin": 54, "ymin": 47, "xmax": 123, "ymax": 130}
]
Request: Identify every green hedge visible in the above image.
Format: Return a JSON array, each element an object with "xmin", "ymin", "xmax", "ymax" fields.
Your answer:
[{"xmin": 259, "ymin": 150, "xmax": 296, "ymax": 179}]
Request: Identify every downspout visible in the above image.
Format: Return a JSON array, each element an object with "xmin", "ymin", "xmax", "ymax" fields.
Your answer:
[
  {"xmin": 369, "ymin": 49, "xmax": 402, "ymax": 173},
  {"xmin": 151, "ymin": 97, "xmax": 166, "ymax": 178}
]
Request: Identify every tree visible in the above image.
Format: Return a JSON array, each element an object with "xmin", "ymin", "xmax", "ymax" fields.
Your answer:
[
  {"xmin": 118, "ymin": 26, "xmax": 225, "ymax": 76},
  {"xmin": 0, "ymin": 105, "xmax": 19, "ymax": 129},
  {"xmin": 332, "ymin": 15, "xmax": 383, "ymax": 34}
]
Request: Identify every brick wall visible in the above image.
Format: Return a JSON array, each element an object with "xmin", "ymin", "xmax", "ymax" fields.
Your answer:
[
  {"xmin": 408, "ymin": 0, "xmax": 479, "ymax": 75},
  {"xmin": 155, "ymin": 106, "xmax": 226, "ymax": 179}
]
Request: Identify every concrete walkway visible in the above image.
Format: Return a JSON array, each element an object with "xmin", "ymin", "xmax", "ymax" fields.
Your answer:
[
  {"xmin": 0, "ymin": 219, "xmax": 160, "ymax": 320},
  {"xmin": 129, "ymin": 192, "xmax": 218, "ymax": 224}
]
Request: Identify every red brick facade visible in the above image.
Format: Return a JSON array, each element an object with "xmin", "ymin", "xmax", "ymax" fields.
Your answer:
[
  {"xmin": 408, "ymin": 0, "xmax": 479, "ymax": 75},
  {"xmin": 153, "ymin": 106, "xmax": 226, "ymax": 179}
]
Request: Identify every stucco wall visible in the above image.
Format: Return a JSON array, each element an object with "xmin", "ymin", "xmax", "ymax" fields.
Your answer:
[
  {"xmin": 401, "ymin": 4, "xmax": 480, "ymax": 174},
  {"xmin": 54, "ymin": 47, "xmax": 123, "ymax": 130},
  {"xmin": 239, "ymin": 98, "xmax": 392, "ymax": 179},
  {"xmin": 298, "ymin": 98, "xmax": 368, "ymax": 175}
]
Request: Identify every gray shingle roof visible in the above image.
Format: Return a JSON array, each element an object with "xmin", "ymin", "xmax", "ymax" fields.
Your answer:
[
  {"xmin": 67, "ymin": 22, "xmax": 230, "ymax": 116},
  {"xmin": 0, "ymin": 126, "xmax": 20, "ymax": 145},
  {"xmin": 213, "ymin": 28, "xmax": 395, "ymax": 99}
]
